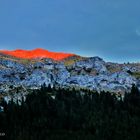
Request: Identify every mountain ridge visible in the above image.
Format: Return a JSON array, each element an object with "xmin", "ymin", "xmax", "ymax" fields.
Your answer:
[
  {"xmin": 0, "ymin": 48, "xmax": 75, "ymax": 60},
  {"xmin": 0, "ymin": 48, "xmax": 140, "ymax": 103}
]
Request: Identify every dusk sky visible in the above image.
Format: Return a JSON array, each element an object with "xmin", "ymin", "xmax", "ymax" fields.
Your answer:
[{"xmin": 0, "ymin": 0, "xmax": 140, "ymax": 62}]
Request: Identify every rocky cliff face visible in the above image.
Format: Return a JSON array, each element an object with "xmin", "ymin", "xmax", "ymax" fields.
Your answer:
[{"xmin": 0, "ymin": 50, "xmax": 139, "ymax": 102}]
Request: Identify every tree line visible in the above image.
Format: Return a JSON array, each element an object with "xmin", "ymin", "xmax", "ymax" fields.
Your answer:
[{"xmin": 0, "ymin": 84, "xmax": 140, "ymax": 140}]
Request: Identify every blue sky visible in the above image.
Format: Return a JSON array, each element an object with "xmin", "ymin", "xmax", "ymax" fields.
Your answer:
[{"xmin": 0, "ymin": 0, "xmax": 140, "ymax": 62}]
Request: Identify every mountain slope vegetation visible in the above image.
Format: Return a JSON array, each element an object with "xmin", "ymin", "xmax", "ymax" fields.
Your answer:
[{"xmin": 0, "ymin": 84, "xmax": 140, "ymax": 140}]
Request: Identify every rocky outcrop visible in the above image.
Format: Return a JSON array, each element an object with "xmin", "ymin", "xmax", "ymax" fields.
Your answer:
[
  {"xmin": 63, "ymin": 72, "xmax": 136, "ymax": 92},
  {"xmin": 0, "ymin": 54, "xmax": 139, "ymax": 98},
  {"xmin": 73, "ymin": 57, "xmax": 107, "ymax": 74}
]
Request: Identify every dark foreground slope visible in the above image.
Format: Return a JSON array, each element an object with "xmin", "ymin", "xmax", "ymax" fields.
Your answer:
[{"xmin": 0, "ymin": 85, "xmax": 140, "ymax": 140}]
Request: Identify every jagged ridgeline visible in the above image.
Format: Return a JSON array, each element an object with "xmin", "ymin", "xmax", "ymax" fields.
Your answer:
[
  {"xmin": 0, "ymin": 84, "xmax": 140, "ymax": 140},
  {"xmin": 0, "ymin": 49, "xmax": 140, "ymax": 102}
]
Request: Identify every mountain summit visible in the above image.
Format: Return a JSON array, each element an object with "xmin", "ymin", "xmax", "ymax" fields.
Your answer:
[
  {"xmin": 0, "ymin": 49, "xmax": 140, "ymax": 103},
  {"xmin": 0, "ymin": 48, "xmax": 75, "ymax": 60}
]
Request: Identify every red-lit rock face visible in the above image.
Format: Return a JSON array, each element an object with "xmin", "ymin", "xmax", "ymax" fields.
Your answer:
[{"xmin": 0, "ymin": 48, "xmax": 75, "ymax": 60}]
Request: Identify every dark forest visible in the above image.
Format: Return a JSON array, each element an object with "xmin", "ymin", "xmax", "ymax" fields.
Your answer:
[{"xmin": 0, "ymin": 84, "xmax": 140, "ymax": 140}]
